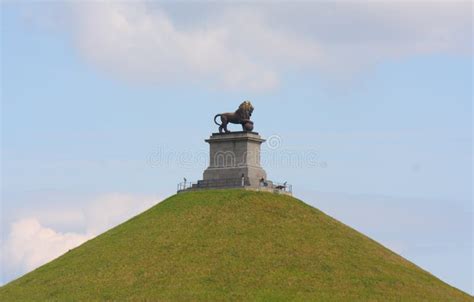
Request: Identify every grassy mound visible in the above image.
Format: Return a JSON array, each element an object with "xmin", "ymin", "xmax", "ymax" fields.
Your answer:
[{"xmin": 0, "ymin": 190, "xmax": 471, "ymax": 301}]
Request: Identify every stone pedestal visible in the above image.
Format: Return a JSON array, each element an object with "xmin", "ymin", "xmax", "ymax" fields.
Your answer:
[
  {"xmin": 201, "ymin": 132, "xmax": 267, "ymax": 188},
  {"xmin": 177, "ymin": 131, "xmax": 291, "ymax": 195}
]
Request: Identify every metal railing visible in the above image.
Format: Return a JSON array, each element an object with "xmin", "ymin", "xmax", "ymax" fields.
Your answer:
[{"xmin": 177, "ymin": 181, "xmax": 195, "ymax": 192}]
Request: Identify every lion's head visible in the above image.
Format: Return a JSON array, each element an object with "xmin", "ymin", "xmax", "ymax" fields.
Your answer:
[{"xmin": 238, "ymin": 101, "xmax": 254, "ymax": 119}]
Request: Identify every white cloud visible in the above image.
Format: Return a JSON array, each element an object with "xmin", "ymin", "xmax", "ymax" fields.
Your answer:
[
  {"xmin": 1, "ymin": 193, "xmax": 159, "ymax": 284},
  {"xmin": 2, "ymin": 218, "xmax": 91, "ymax": 275},
  {"xmin": 63, "ymin": 2, "xmax": 299, "ymax": 91},
  {"xmin": 21, "ymin": 1, "xmax": 471, "ymax": 91}
]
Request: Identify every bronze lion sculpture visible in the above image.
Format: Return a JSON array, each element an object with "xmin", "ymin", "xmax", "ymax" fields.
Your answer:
[{"xmin": 214, "ymin": 101, "xmax": 254, "ymax": 133}]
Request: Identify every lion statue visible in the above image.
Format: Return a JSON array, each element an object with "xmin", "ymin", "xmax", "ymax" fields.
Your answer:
[{"xmin": 214, "ymin": 101, "xmax": 254, "ymax": 133}]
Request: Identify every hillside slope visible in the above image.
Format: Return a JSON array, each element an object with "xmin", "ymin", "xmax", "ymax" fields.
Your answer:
[{"xmin": 0, "ymin": 190, "xmax": 471, "ymax": 301}]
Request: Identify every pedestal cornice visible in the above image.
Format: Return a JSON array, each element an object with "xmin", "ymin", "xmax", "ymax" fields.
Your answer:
[{"xmin": 205, "ymin": 131, "xmax": 266, "ymax": 143}]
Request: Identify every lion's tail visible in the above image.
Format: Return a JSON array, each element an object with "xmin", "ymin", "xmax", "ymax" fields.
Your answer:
[{"xmin": 214, "ymin": 114, "xmax": 222, "ymax": 126}]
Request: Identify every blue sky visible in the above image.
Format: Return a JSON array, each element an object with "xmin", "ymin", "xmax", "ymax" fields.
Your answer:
[{"xmin": 1, "ymin": 1, "xmax": 472, "ymax": 294}]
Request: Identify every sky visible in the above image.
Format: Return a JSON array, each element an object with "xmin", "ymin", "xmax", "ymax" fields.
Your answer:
[{"xmin": 1, "ymin": 0, "xmax": 472, "ymax": 294}]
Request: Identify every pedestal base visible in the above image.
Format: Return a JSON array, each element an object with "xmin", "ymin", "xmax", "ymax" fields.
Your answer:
[{"xmin": 202, "ymin": 131, "xmax": 267, "ymax": 188}]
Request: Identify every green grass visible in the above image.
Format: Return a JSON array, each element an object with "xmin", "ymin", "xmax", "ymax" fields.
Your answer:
[{"xmin": 0, "ymin": 190, "xmax": 471, "ymax": 301}]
